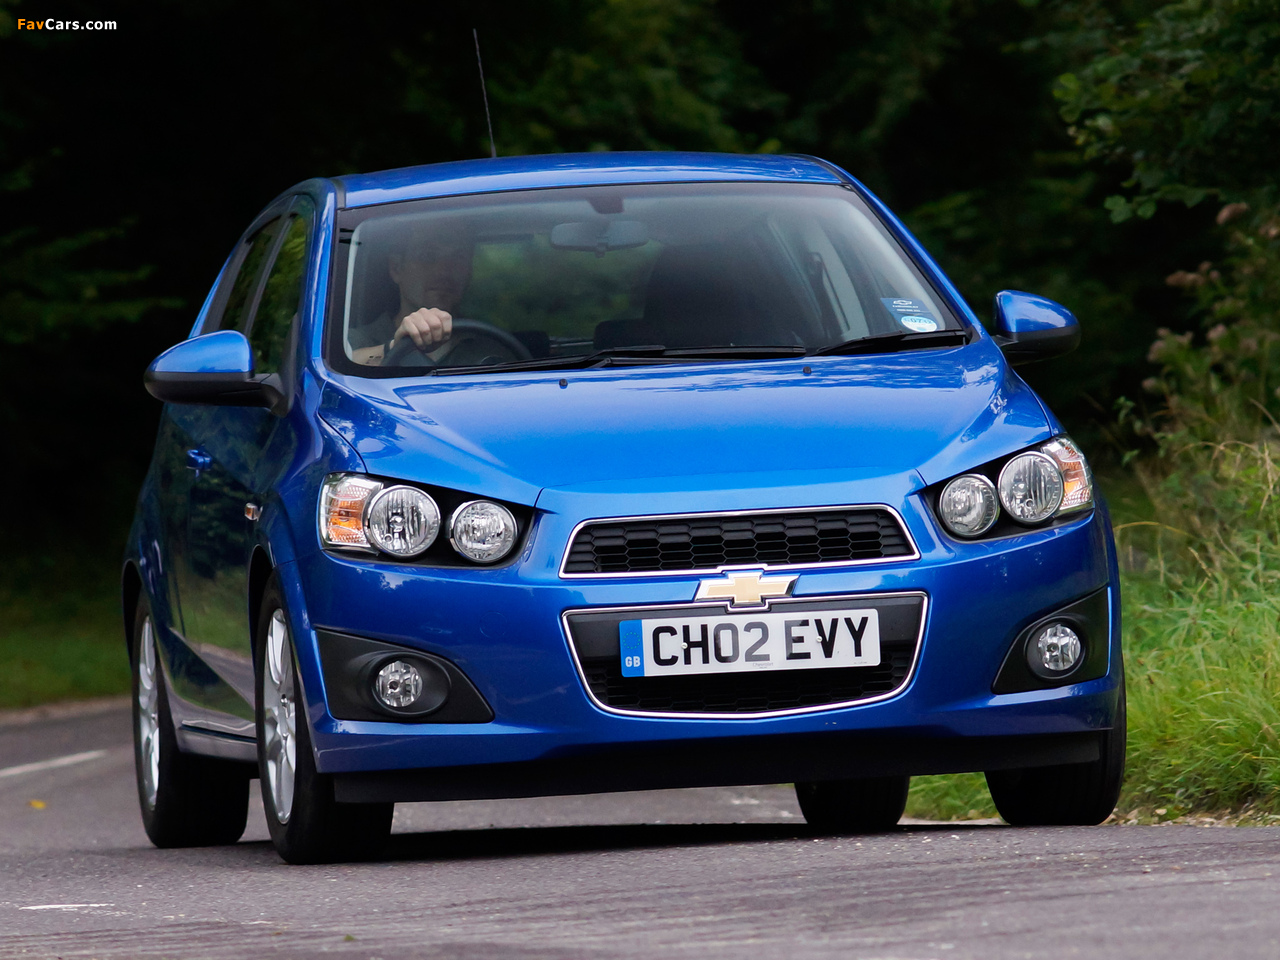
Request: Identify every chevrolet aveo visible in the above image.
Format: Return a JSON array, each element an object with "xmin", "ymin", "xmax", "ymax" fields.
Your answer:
[{"xmin": 125, "ymin": 152, "xmax": 1124, "ymax": 864}]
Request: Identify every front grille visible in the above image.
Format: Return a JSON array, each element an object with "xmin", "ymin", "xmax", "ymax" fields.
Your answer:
[
  {"xmin": 563, "ymin": 507, "xmax": 914, "ymax": 575},
  {"xmin": 564, "ymin": 594, "xmax": 924, "ymax": 716}
]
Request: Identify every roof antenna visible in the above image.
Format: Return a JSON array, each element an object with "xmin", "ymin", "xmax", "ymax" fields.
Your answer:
[{"xmin": 473, "ymin": 28, "xmax": 497, "ymax": 159}]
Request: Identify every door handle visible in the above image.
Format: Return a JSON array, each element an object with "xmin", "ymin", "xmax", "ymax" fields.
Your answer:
[{"xmin": 185, "ymin": 448, "xmax": 212, "ymax": 476}]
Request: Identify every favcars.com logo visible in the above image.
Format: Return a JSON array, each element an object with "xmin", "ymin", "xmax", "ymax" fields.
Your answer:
[{"xmin": 16, "ymin": 17, "xmax": 117, "ymax": 30}]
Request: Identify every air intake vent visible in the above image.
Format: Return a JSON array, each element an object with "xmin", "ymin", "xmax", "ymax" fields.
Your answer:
[{"xmin": 562, "ymin": 507, "xmax": 914, "ymax": 576}]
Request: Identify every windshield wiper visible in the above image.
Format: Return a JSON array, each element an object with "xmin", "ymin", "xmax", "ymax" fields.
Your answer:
[
  {"xmin": 811, "ymin": 329, "xmax": 970, "ymax": 357},
  {"xmin": 429, "ymin": 344, "xmax": 807, "ymax": 376}
]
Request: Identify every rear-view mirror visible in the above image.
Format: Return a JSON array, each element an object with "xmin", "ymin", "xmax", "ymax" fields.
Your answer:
[{"xmin": 549, "ymin": 220, "xmax": 649, "ymax": 253}]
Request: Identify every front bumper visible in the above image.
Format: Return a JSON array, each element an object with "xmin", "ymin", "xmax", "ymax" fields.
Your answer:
[{"xmin": 285, "ymin": 493, "xmax": 1120, "ymax": 795}]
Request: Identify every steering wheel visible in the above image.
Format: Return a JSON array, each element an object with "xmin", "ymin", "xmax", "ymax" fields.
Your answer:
[{"xmin": 383, "ymin": 318, "xmax": 533, "ymax": 369}]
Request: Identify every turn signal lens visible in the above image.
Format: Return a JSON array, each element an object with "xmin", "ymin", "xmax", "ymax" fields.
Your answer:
[
  {"xmin": 938, "ymin": 474, "xmax": 1000, "ymax": 537},
  {"xmin": 365, "ymin": 485, "xmax": 441, "ymax": 558},
  {"xmin": 1042, "ymin": 436, "xmax": 1094, "ymax": 514},
  {"xmin": 319, "ymin": 475, "xmax": 382, "ymax": 550},
  {"xmin": 998, "ymin": 452, "xmax": 1064, "ymax": 524},
  {"xmin": 450, "ymin": 500, "xmax": 518, "ymax": 563}
]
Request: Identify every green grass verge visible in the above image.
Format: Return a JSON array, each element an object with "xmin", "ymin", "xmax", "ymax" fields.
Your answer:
[{"xmin": 0, "ymin": 553, "xmax": 130, "ymax": 710}]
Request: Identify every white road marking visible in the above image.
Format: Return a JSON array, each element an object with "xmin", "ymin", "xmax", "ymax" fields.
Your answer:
[
  {"xmin": 20, "ymin": 904, "xmax": 114, "ymax": 911},
  {"xmin": 0, "ymin": 750, "xmax": 108, "ymax": 780}
]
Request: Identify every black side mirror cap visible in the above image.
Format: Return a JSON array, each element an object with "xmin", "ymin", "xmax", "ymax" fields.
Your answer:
[
  {"xmin": 144, "ymin": 330, "xmax": 285, "ymax": 411},
  {"xmin": 992, "ymin": 290, "xmax": 1080, "ymax": 365}
]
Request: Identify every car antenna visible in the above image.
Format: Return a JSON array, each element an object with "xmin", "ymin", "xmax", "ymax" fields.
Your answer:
[{"xmin": 473, "ymin": 28, "xmax": 497, "ymax": 159}]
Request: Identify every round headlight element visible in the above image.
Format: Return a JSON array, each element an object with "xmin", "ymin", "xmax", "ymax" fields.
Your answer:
[
  {"xmin": 365, "ymin": 485, "xmax": 440, "ymax": 558},
  {"xmin": 1029, "ymin": 622, "xmax": 1082, "ymax": 677},
  {"xmin": 938, "ymin": 474, "xmax": 1000, "ymax": 537},
  {"xmin": 373, "ymin": 660, "xmax": 423, "ymax": 709},
  {"xmin": 998, "ymin": 452, "xmax": 1064, "ymax": 524},
  {"xmin": 450, "ymin": 500, "xmax": 517, "ymax": 563}
]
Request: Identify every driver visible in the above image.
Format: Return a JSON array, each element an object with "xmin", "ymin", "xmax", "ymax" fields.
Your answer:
[{"xmin": 351, "ymin": 220, "xmax": 474, "ymax": 365}]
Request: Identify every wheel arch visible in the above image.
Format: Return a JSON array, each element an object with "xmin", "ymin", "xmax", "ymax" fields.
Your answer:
[
  {"xmin": 247, "ymin": 547, "xmax": 275, "ymax": 662},
  {"xmin": 122, "ymin": 561, "xmax": 144, "ymax": 665}
]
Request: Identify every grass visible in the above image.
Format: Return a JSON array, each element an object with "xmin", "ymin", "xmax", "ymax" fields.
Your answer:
[{"xmin": 0, "ymin": 550, "xmax": 130, "ymax": 710}]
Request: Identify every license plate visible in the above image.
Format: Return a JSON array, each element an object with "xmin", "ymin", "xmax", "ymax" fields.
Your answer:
[{"xmin": 619, "ymin": 608, "xmax": 880, "ymax": 678}]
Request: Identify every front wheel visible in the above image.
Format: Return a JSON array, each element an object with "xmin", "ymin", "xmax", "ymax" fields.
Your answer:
[
  {"xmin": 255, "ymin": 576, "xmax": 393, "ymax": 864},
  {"xmin": 795, "ymin": 776, "xmax": 910, "ymax": 833},
  {"xmin": 985, "ymin": 682, "xmax": 1126, "ymax": 826},
  {"xmin": 131, "ymin": 595, "xmax": 249, "ymax": 847}
]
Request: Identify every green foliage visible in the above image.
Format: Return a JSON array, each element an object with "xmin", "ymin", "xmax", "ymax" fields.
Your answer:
[
  {"xmin": 0, "ymin": 224, "xmax": 172, "ymax": 345},
  {"xmin": 1056, "ymin": 0, "xmax": 1280, "ymax": 221},
  {"xmin": 1118, "ymin": 516, "xmax": 1280, "ymax": 815},
  {"xmin": 0, "ymin": 553, "xmax": 129, "ymax": 710}
]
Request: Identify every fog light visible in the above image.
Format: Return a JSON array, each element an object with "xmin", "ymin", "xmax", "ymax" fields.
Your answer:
[
  {"xmin": 1029, "ymin": 622, "xmax": 1082, "ymax": 677},
  {"xmin": 374, "ymin": 660, "xmax": 423, "ymax": 709}
]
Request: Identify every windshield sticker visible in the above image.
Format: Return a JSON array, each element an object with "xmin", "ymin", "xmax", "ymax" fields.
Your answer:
[
  {"xmin": 881, "ymin": 297, "xmax": 939, "ymax": 333},
  {"xmin": 899, "ymin": 314, "xmax": 939, "ymax": 333}
]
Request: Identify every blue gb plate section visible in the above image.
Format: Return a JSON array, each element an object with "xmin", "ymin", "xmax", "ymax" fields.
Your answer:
[{"xmin": 620, "ymin": 620, "xmax": 645, "ymax": 677}]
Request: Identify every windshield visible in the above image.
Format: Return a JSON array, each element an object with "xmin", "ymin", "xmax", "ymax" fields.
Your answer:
[{"xmin": 327, "ymin": 182, "xmax": 962, "ymax": 376}]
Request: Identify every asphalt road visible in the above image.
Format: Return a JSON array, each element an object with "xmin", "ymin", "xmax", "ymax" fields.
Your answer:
[{"xmin": 1, "ymin": 701, "xmax": 1279, "ymax": 960}]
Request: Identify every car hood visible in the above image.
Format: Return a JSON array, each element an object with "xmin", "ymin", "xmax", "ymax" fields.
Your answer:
[{"xmin": 318, "ymin": 340, "xmax": 1052, "ymax": 509}]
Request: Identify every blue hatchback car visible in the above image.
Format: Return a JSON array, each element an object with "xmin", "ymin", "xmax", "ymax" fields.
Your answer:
[{"xmin": 126, "ymin": 152, "xmax": 1124, "ymax": 863}]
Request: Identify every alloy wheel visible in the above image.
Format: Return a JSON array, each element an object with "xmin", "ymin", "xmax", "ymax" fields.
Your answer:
[
  {"xmin": 262, "ymin": 608, "xmax": 297, "ymax": 824},
  {"xmin": 136, "ymin": 616, "xmax": 161, "ymax": 810}
]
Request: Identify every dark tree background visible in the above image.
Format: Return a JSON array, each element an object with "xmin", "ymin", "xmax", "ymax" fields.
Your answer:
[{"xmin": 0, "ymin": 0, "xmax": 1222, "ymax": 557}]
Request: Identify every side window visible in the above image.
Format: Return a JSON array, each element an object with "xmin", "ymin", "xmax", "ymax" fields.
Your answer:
[
  {"xmin": 214, "ymin": 218, "xmax": 282, "ymax": 333},
  {"xmin": 248, "ymin": 202, "xmax": 313, "ymax": 374}
]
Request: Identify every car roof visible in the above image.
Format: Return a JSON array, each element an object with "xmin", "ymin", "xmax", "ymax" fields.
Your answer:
[{"xmin": 334, "ymin": 151, "xmax": 845, "ymax": 208}]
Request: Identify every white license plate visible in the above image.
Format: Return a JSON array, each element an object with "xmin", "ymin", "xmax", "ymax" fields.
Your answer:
[{"xmin": 619, "ymin": 608, "xmax": 881, "ymax": 678}]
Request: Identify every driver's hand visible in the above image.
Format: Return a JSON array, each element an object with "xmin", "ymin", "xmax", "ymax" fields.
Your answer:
[{"xmin": 392, "ymin": 307, "xmax": 452, "ymax": 352}]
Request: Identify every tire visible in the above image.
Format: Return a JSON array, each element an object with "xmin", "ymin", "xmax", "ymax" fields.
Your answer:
[
  {"xmin": 795, "ymin": 776, "xmax": 910, "ymax": 832},
  {"xmin": 985, "ymin": 681, "xmax": 1126, "ymax": 826},
  {"xmin": 255, "ymin": 575, "xmax": 393, "ymax": 864},
  {"xmin": 131, "ymin": 595, "xmax": 250, "ymax": 847}
]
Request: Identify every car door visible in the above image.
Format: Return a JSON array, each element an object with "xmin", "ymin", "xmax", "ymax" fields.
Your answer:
[{"xmin": 172, "ymin": 198, "xmax": 313, "ymax": 731}]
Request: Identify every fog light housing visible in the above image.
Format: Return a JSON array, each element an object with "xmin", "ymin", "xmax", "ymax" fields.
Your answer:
[
  {"xmin": 374, "ymin": 660, "xmax": 423, "ymax": 708},
  {"xmin": 1028, "ymin": 622, "xmax": 1082, "ymax": 678},
  {"xmin": 368, "ymin": 656, "xmax": 451, "ymax": 716}
]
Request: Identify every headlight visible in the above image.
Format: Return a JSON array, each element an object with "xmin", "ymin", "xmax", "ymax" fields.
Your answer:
[
  {"xmin": 938, "ymin": 474, "xmax": 999, "ymax": 537},
  {"xmin": 365, "ymin": 485, "xmax": 441, "ymax": 558},
  {"xmin": 450, "ymin": 500, "xmax": 517, "ymax": 563},
  {"xmin": 998, "ymin": 451, "xmax": 1063, "ymax": 524}
]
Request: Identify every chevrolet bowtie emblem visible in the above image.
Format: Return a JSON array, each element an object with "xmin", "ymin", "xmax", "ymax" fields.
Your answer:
[{"xmin": 695, "ymin": 569, "xmax": 797, "ymax": 608}]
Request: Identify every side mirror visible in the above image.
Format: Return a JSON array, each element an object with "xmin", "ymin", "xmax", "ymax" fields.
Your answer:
[
  {"xmin": 992, "ymin": 290, "xmax": 1080, "ymax": 365},
  {"xmin": 144, "ymin": 330, "xmax": 284, "ymax": 409}
]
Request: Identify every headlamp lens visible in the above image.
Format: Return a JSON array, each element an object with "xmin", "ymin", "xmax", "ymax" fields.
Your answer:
[
  {"xmin": 998, "ymin": 452, "xmax": 1064, "ymax": 524},
  {"xmin": 365, "ymin": 485, "xmax": 441, "ymax": 558},
  {"xmin": 938, "ymin": 474, "xmax": 1000, "ymax": 537},
  {"xmin": 450, "ymin": 500, "xmax": 518, "ymax": 563}
]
